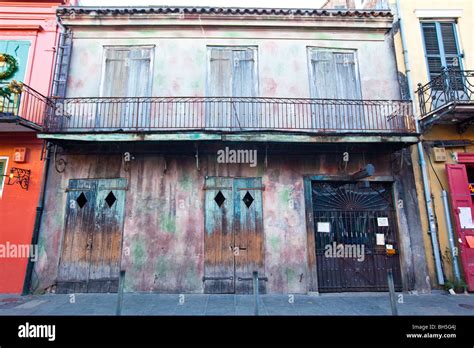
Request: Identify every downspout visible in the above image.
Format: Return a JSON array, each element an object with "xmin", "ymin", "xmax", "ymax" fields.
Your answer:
[
  {"xmin": 395, "ymin": 0, "xmax": 444, "ymax": 285},
  {"xmin": 22, "ymin": 143, "xmax": 51, "ymax": 294},
  {"xmin": 441, "ymin": 190, "xmax": 461, "ymax": 281}
]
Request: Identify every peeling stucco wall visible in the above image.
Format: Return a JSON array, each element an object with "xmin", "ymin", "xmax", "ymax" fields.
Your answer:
[{"xmin": 33, "ymin": 147, "xmax": 426, "ymax": 294}]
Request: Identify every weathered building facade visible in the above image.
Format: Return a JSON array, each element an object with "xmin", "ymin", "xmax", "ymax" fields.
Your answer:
[{"xmin": 32, "ymin": 5, "xmax": 430, "ymax": 294}]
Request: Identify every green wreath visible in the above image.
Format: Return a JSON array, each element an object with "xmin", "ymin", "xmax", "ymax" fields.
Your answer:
[{"xmin": 0, "ymin": 53, "xmax": 19, "ymax": 80}]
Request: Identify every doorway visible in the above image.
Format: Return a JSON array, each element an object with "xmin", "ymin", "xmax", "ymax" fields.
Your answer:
[{"xmin": 203, "ymin": 177, "xmax": 265, "ymax": 294}]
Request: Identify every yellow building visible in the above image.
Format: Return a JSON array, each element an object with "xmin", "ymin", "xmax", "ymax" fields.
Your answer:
[{"xmin": 392, "ymin": 0, "xmax": 474, "ymax": 291}]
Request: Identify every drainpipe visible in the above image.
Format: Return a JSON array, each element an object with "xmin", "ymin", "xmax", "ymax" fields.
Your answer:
[
  {"xmin": 441, "ymin": 190, "xmax": 461, "ymax": 281},
  {"xmin": 22, "ymin": 142, "xmax": 51, "ymax": 295},
  {"xmin": 395, "ymin": 0, "xmax": 444, "ymax": 285}
]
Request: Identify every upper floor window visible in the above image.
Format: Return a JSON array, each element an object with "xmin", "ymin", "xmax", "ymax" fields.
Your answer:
[
  {"xmin": 100, "ymin": 46, "xmax": 153, "ymax": 97},
  {"xmin": 207, "ymin": 46, "xmax": 258, "ymax": 97},
  {"xmin": 307, "ymin": 48, "xmax": 362, "ymax": 100},
  {"xmin": 421, "ymin": 21, "xmax": 462, "ymax": 80},
  {"xmin": 0, "ymin": 40, "xmax": 30, "ymax": 83}
]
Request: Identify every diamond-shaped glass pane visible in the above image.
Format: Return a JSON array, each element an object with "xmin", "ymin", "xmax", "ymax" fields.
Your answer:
[
  {"xmin": 214, "ymin": 191, "xmax": 226, "ymax": 207},
  {"xmin": 242, "ymin": 191, "xmax": 254, "ymax": 208},
  {"xmin": 105, "ymin": 191, "xmax": 117, "ymax": 208},
  {"xmin": 76, "ymin": 192, "xmax": 88, "ymax": 209}
]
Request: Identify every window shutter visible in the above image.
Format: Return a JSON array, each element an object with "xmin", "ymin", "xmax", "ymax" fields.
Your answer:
[
  {"xmin": 309, "ymin": 50, "xmax": 337, "ymax": 99},
  {"xmin": 334, "ymin": 52, "xmax": 361, "ymax": 99},
  {"xmin": 422, "ymin": 22, "xmax": 462, "ymax": 78},
  {"xmin": 102, "ymin": 47, "xmax": 152, "ymax": 98},
  {"xmin": 232, "ymin": 49, "xmax": 256, "ymax": 97},
  {"xmin": 0, "ymin": 40, "xmax": 30, "ymax": 83},
  {"xmin": 422, "ymin": 24, "xmax": 440, "ymax": 55},
  {"xmin": 102, "ymin": 48, "xmax": 130, "ymax": 97},
  {"xmin": 127, "ymin": 48, "xmax": 152, "ymax": 97},
  {"xmin": 208, "ymin": 48, "xmax": 232, "ymax": 97}
]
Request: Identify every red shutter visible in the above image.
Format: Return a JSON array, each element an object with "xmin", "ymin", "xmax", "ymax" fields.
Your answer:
[{"xmin": 446, "ymin": 164, "xmax": 474, "ymax": 291}]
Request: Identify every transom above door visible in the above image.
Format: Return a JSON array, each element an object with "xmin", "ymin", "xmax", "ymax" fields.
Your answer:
[{"xmin": 203, "ymin": 177, "xmax": 265, "ymax": 294}]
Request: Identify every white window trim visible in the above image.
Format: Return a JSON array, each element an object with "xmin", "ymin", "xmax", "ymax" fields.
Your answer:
[
  {"xmin": 415, "ymin": 9, "xmax": 463, "ymax": 19},
  {"xmin": 0, "ymin": 156, "xmax": 9, "ymax": 198}
]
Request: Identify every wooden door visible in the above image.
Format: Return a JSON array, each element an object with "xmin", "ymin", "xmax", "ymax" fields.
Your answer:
[
  {"xmin": 204, "ymin": 177, "xmax": 235, "ymax": 293},
  {"xmin": 234, "ymin": 178, "xmax": 265, "ymax": 294},
  {"xmin": 203, "ymin": 177, "xmax": 265, "ymax": 294},
  {"xmin": 57, "ymin": 178, "xmax": 126, "ymax": 293},
  {"xmin": 446, "ymin": 164, "xmax": 474, "ymax": 291},
  {"xmin": 57, "ymin": 180, "xmax": 97, "ymax": 293},
  {"xmin": 88, "ymin": 179, "xmax": 127, "ymax": 292}
]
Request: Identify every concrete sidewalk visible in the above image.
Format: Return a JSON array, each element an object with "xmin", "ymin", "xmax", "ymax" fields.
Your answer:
[{"xmin": 0, "ymin": 291, "xmax": 473, "ymax": 316}]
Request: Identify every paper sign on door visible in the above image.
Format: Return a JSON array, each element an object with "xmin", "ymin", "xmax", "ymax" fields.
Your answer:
[
  {"xmin": 317, "ymin": 222, "xmax": 330, "ymax": 233},
  {"xmin": 459, "ymin": 207, "xmax": 474, "ymax": 229}
]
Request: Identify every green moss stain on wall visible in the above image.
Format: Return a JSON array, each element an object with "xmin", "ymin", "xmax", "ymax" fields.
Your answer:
[
  {"xmin": 269, "ymin": 235, "xmax": 282, "ymax": 251},
  {"xmin": 132, "ymin": 236, "xmax": 147, "ymax": 268},
  {"xmin": 155, "ymin": 256, "xmax": 168, "ymax": 279},
  {"xmin": 160, "ymin": 214, "xmax": 177, "ymax": 234}
]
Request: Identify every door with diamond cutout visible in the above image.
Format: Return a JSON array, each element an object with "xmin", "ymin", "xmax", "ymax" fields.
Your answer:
[
  {"xmin": 204, "ymin": 177, "xmax": 265, "ymax": 294},
  {"xmin": 57, "ymin": 178, "xmax": 127, "ymax": 293}
]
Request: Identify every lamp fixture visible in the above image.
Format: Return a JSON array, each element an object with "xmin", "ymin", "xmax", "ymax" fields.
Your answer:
[{"xmin": 1, "ymin": 167, "xmax": 30, "ymax": 190}]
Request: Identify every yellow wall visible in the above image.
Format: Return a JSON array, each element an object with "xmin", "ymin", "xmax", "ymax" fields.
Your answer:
[{"xmin": 392, "ymin": 0, "xmax": 474, "ymax": 286}]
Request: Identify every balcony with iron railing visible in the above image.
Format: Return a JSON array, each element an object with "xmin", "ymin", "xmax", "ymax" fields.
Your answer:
[
  {"xmin": 42, "ymin": 97, "xmax": 416, "ymax": 135},
  {"xmin": 417, "ymin": 68, "xmax": 474, "ymax": 132},
  {"xmin": 0, "ymin": 82, "xmax": 50, "ymax": 131}
]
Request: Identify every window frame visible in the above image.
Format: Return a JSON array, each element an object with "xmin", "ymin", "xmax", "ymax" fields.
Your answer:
[
  {"xmin": 99, "ymin": 45, "xmax": 155, "ymax": 98},
  {"xmin": 205, "ymin": 45, "xmax": 259, "ymax": 98},
  {"xmin": 419, "ymin": 20, "xmax": 464, "ymax": 81},
  {"xmin": 0, "ymin": 156, "xmax": 9, "ymax": 198},
  {"xmin": 306, "ymin": 46, "xmax": 363, "ymax": 100}
]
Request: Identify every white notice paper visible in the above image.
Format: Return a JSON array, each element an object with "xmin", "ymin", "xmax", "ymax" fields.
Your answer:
[
  {"xmin": 459, "ymin": 207, "xmax": 474, "ymax": 229},
  {"xmin": 317, "ymin": 222, "xmax": 330, "ymax": 233},
  {"xmin": 376, "ymin": 233, "xmax": 385, "ymax": 246},
  {"xmin": 377, "ymin": 217, "xmax": 389, "ymax": 227}
]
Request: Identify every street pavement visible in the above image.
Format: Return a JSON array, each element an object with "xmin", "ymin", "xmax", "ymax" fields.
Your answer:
[{"xmin": 0, "ymin": 291, "xmax": 473, "ymax": 316}]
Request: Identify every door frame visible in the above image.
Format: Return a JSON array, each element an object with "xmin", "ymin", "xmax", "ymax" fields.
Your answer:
[{"xmin": 303, "ymin": 174, "xmax": 397, "ymax": 293}]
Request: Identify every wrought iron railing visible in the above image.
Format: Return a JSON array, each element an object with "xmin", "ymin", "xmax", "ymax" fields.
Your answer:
[
  {"xmin": 0, "ymin": 83, "xmax": 50, "ymax": 129},
  {"xmin": 44, "ymin": 97, "xmax": 416, "ymax": 133},
  {"xmin": 417, "ymin": 68, "xmax": 474, "ymax": 117}
]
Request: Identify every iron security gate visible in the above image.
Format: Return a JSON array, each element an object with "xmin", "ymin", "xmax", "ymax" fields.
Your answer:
[{"xmin": 312, "ymin": 181, "xmax": 402, "ymax": 292}]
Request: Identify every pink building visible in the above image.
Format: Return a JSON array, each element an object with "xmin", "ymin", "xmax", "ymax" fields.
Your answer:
[{"xmin": 0, "ymin": 0, "xmax": 68, "ymax": 293}]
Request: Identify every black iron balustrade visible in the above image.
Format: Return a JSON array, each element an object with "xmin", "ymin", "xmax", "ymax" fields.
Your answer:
[
  {"xmin": 0, "ymin": 83, "xmax": 50, "ymax": 130},
  {"xmin": 43, "ymin": 96, "xmax": 416, "ymax": 133},
  {"xmin": 417, "ymin": 68, "xmax": 474, "ymax": 117}
]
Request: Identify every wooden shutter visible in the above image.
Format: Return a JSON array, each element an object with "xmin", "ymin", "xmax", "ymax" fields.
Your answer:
[
  {"xmin": 232, "ymin": 49, "xmax": 256, "ymax": 97},
  {"xmin": 100, "ymin": 47, "xmax": 152, "ymax": 129},
  {"xmin": 446, "ymin": 164, "xmax": 474, "ymax": 291},
  {"xmin": 334, "ymin": 52, "xmax": 361, "ymax": 99},
  {"xmin": 207, "ymin": 48, "xmax": 233, "ymax": 128},
  {"xmin": 232, "ymin": 49, "xmax": 257, "ymax": 127},
  {"xmin": 309, "ymin": 50, "xmax": 337, "ymax": 99},
  {"xmin": 0, "ymin": 40, "xmax": 30, "ymax": 83},
  {"xmin": 422, "ymin": 22, "xmax": 462, "ymax": 79}
]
